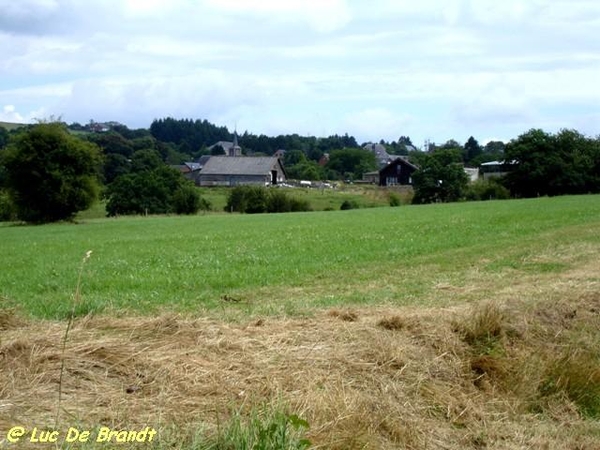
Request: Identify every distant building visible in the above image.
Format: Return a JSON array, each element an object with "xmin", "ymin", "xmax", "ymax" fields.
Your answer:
[
  {"xmin": 480, "ymin": 161, "xmax": 516, "ymax": 180},
  {"xmin": 198, "ymin": 156, "xmax": 287, "ymax": 187},
  {"xmin": 363, "ymin": 143, "xmax": 394, "ymax": 167},
  {"xmin": 464, "ymin": 167, "xmax": 480, "ymax": 183},
  {"xmin": 362, "ymin": 171, "xmax": 379, "ymax": 184},
  {"xmin": 171, "ymin": 162, "xmax": 203, "ymax": 184},
  {"xmin": 208, "ymin": 132, "xmax": 242, "ymax": 157},
  {"xmin": 378, "ymin": 157, "xmax": 419, "ymax": 186},
  {"xmin": 318, "ymin": 153, "xmax": 330, "ymax": 167}
]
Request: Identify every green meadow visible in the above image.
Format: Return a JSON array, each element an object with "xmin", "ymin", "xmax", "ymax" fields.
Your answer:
[{"xmin": 1, "ymin": 195, "xmax": 599, "ymax": 319}]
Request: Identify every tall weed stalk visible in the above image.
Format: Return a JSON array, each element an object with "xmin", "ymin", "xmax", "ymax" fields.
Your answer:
[{"xmin": 55, "ymin": 250, "xmax": 92, "ymax": 429}]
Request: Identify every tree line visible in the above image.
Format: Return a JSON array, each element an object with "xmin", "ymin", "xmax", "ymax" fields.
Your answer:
[
  {"xmin": 0, "ymin": 118, "xmax": 599, "ymax": 223},
  {"xmin": 410, "ymin": 129, "xmax": 600, "ymax": 203}
]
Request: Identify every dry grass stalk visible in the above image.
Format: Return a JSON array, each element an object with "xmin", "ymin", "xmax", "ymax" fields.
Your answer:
[{"xmin": 55, "ymin": 250, "xmax": 92, "ymax": 429}]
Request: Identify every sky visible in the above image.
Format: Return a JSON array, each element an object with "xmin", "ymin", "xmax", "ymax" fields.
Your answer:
[{"xmin": 1, "ymin": 0, "xmax": 599, "ymax": 147}]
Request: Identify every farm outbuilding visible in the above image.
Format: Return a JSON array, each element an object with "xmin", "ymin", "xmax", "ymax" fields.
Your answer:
[
  {"xmin": 198, "ymin": 156, "xmax": 287, "ymax": 187},
  {"xmin": 362, "ymin": 171, "xmax": 379, "ymax": 184},
  {"xmin": 379, "ymin": 157, "xmax": 418, "ymax": 186},
  {"xmin": 480, "ymin": 160, "xmax": 517, "ymax": 180}
]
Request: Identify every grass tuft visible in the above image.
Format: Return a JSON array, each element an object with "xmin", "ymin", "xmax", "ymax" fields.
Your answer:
[
  {"xmin": 327, "ymin": 309, "xmax": 358, "ymax": 322},
  {"xmin": 458, "ymin": 302, "xmax": 505, "ymax": 354},
  {"xmin": 539, "ymin": 349, "xmax": 600, "ymax": 419},
  {"xmin": 205, "ymin": 404, "xmax": 311, "ymax": 450},
  {"xmin": 377, "ymin": 315, "xmax": 406, "ymax": 330}
]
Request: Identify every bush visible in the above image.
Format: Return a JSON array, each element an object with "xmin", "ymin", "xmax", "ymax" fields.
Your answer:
[
  {"xmin": 225, "ymin": 185, "xmax": 249, "ymax": 213},
  {"xmin": 225, "ymin": 186, "xmax": 268, "ymax": 214},
  {"xmin": 173, "ymin": 183, "xmax": 211, "ymax": 215},
  {"xmin": 106, "ymin": 166, "xmax": 196, "ymax": 216},
  {"xmin": 340, "ymin": 199, "xmax": 359, "ymax": 210},
  {"xmin": 389, "ymin": 192, "xmax": 402, "ymax": 207},
  {"xmin": 0, "ymin": 190, "xmax": 16, "ymax": 222},
  {"xmin": 267, "ymin": 190, "xmax": 292, "ymax": 213},
  {"xmin": 226, "ymin": 186, "xmax": 311, "ymax": 214},
  {"xmin": 289, "ymin": 197, "xmax": 311, "ymax": 212},
  {"xmin": 465, "ymin": 179, "xmax": 511, "ymax": 201},
  {"xmin": 245, "ymin": 186, "xmax": 268, "ymax": 214}
]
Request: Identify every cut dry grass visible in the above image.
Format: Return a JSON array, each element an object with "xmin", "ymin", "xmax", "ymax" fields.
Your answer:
[
  {"xmin": 376, "ymin": 315, "xmax": 406, "ymax": 331},
  {"xmin": 2, "ymin": 283, "xmax": 600, "ymax": 449},
  {"xmin": 327, "ymin": 309, "xmax": 358, "ymax": 322},
  {"xmin": 0, "ymin": 307, "xmax": 23, "ymax": 331}
]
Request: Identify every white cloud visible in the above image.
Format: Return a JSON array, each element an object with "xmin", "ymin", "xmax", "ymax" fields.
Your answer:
[
  {"xmin": 204, "ymin": 0, "xmax": 352, "ymax": 32},
  {"xmin": 0, "ymin": 104, "xmax": 48, "ymax": 123},
  {"xmin": 342, "ymin": 108, "xmax": 413, "ymax": 143},
  {"xmin": 0, "ymin": 0, "xmax": 598, "ymax": 143},
  {"xmin": 0, "ymin": 0, "xmax": 59, "ymax": 19},
  {"xmin": 0, "ymin": 105, "xmax": 24, "ymax": 123}
]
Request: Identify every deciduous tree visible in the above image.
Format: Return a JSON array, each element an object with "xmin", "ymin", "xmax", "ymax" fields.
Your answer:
[
  {"xmin": 1, "ymin": 123, "xmax": 102, "ymax": 223},
  {"xmin": 412, "ymin": 149, "xmax": 469, "ymax": 204},
  {"xmin": 502, "ymin": 128, "xmax": 600, "ymax": 197}
]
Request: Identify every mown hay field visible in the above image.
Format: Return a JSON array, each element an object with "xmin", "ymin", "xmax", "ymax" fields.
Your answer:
[{"xmin": 1, "ymin": 195, "xmax": 600, "ymax": 449}]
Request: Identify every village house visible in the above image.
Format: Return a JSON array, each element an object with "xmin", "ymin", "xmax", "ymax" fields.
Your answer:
[{"xmin": 378, "ymin": 157, "xmax": 418, "ymax": 186}]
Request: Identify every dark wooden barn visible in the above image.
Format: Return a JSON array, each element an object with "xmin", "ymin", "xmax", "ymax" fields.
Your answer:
[{"xmin": 379, "ymin": 157, "xmax": 418, "ymax": 186}]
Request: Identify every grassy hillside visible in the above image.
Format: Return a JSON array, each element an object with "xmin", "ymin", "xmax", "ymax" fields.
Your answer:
[
  {"xmin": 1, "ymin": 195, "xmax": 599, "ymax": 449},
  {"xmin": 0, "ymin": 120, "xmax": 26, "ymax": 131},
  {"xmin": 2, "ymin": 195, "xmax": 599, "ymax": 319}
]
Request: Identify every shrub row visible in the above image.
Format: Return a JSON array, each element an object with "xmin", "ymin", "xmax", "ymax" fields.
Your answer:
[{"xmin": 225, "ymin": 186, "xmax": 312, "ymax": 214}]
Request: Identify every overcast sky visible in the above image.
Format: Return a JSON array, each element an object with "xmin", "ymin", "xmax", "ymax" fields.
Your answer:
[{"xmin": 1, "ymin": 0, "xmax": 599, "ymax": 146}]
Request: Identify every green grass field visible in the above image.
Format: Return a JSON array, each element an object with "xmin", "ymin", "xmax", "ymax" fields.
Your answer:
[
  {"xmin": 2, "ymin": 195, "xmax": 600, "ymax": 449},
  {"xmin": 2, "ymin": 195, "xmax": 599, "ymax": 319}
]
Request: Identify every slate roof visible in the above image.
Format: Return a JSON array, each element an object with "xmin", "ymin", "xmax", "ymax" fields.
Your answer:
[
  {"xmin": 196, "ymin": 155, "xmax": 212, "ymax": 167},
  {"xmin": 208, "ymin": 141, "xmax": 235, "ymax": 152},
  {"xmin": 363, "ymin": 143, "xmax": 394, "ymax": 166},
  {"xmin": 380, "ymin": 157, "xmax": 419, "ymax": 172},
  {"xmin": 200, "ymin": 156, "xmax": 283, "ymax": 176},
  {"xmin": 184, "ymin": 162, "xmax": 202, "ymax": 171}
]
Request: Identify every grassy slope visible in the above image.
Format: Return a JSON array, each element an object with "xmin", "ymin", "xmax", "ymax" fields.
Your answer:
[
  {"xmin": 1, "ymin": 195, "xmax": 600, "ymax": 449},
  {"xmin": 0, "ymin": 121, "xmax": 26, "ymax": 131},
  {"xmin": 1, "ymin": 195, "xmax": 599, "ymax": 319}
]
